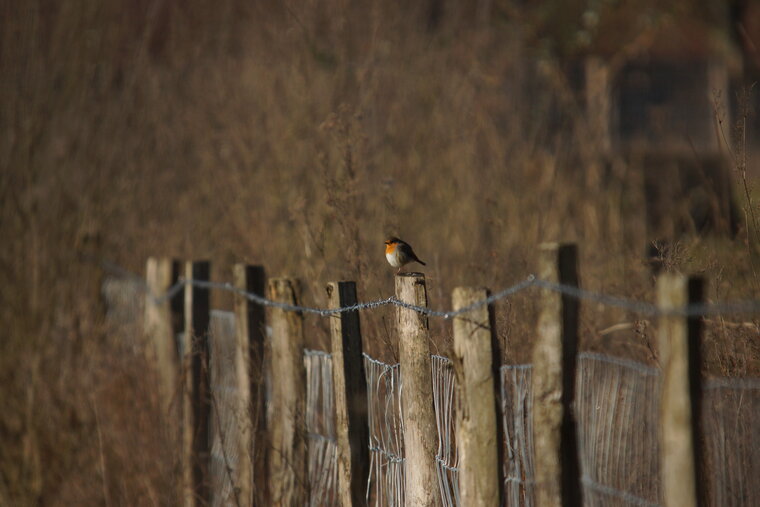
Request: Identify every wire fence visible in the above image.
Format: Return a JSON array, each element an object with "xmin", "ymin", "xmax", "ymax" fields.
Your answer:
[
  {"xmin": 501, "ymin": 364, "xmax": 535, "ymax": 506},
  {"xmin": 364, "ymin": 355, "xmax": 404, "ymax": 506},
  {"xmin": 99, "ymin": 260, "xmax": 760, "ymax": 506},
  {"xmin": 701, "ymin": 379, "xmax": 760, "ymax": 507},
  {"xmin": 208, "ymin": 316, "xmax": 343, "ymax": 506},
  {"xmin": 360, "ymin": 353, "xmax": 462, "ymax": 506},
  {"xmin": 359, "ymin": 351, "xmax": 759, "ymax": 507},
  {"xmin": 431, "ymin": 355, "xmax": 460, "ymax": 507},
  {"xmin": 575, "ymin": 353, "xmax": 662, "ymax": 507}
]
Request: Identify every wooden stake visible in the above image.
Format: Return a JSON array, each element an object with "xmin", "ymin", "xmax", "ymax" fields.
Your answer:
[
  {"xmin": 233, "ymin": 264, "xmax": 267, "ymax": 507},
  {"xmin": 326, "ymin": 281, "xmax": 370, "ymax": 507},
  {"xmin": 145, "ymin": 257, "xmax": 185, "ymax": 504},
  {"xmin": 144, "ymin": 257, "xmax": 182, "ymax": 410},
  {"xmin": 266, "ymin": 278, "xmax": 308, "ymax": 505},
  {"xmin": 452, "ymin": 287, "xmax": 500, "ymax": 506},
  {"xmin": 181, "ymin": 261, "xmax": 211, "ymax": 506},
  {"xmin": 657, "ymin": 274, "xmax": 704, "ymax": 507},
  {"xmin": 532, "ymin": 243, "xmax": 581, "ymax": 507},
  {"xmin": 395, "ymin": 273, "xmax": 439, "ymax": 507}
]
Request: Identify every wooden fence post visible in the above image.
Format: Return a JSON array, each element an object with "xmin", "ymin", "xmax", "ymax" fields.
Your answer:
[
  {"xmin": 144, "ymin": 257, "xmax": 182, "ymax": 411},
  {"xmin": 266, "ymin": 278, "xmax": 308, "ymax": 505},
  {"xmin": 452, "ymin": 287, "xmax": 500, "ymax": 506},
  {"xmin": 395, "ymin": 273, "xmax": 439, "ymax": 507},
  {"xmin": 532, "ymin": 243, "xmax": 582, "ymax": 507},
  {"xmin": 233, "ymin": 264, "xmax": 267, "ymax": 507},
  {"xmin": 657, "ymin": 274, "xmax": 704, "ymax": 507},
  {"xmin": 145, "ymin": 257, "xmax": 185, "ymax": 504},
  {"xmin": 181, "ymin": 261, "xmax": 211, "ymax": 506},
  {"xmin": 326, "ymin": 281, "xmax": 370, "ymax": 507}
]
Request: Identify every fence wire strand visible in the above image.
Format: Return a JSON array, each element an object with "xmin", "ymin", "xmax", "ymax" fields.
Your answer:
[
  {"xmin": 100, "ymin": 259, "xmax": 760, "ymax": 318},
  {"xmin": 171, "ymin": 277, "xmax": 760, "ymax": 317}
]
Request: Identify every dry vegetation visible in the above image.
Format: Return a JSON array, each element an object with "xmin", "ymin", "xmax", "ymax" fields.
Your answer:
[{"xmin": 1, "ymin": 1, "xmax": 759, "ymax": 504}]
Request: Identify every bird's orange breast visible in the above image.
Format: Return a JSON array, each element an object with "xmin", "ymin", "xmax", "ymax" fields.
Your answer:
[{"xmin": 385, "ymin": 242, "xmax": 397, "ymax": 255}]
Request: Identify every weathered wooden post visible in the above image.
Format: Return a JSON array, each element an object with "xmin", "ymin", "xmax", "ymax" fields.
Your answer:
[
  {"xmin": 657, "ymin": 274, "xmax": 704, "ymax": 507},
  {"xmin": 144, "ymin": 257, "xmax": 182, "ymax": 411},
  {"xmin": 266, "ymin": 278, "xmax": 308, "ymax": 505},
  {"xmin": 181, "ymin": 261, "xmax": 211, "ymax": 506},
  {"xmin": 452, "ymin": 287, "xmax": 500, "ymax": 506},
  {"xmin": 233, "ymin": 264, "xmax": 267, "ymax": 507},
  {"xmin": 532, "ymin": 243, "xmax": 582, "ymax": 507},
  {"xmin": 326, "ymin": 281, "xmax": 370, "ymax": 506},
  {"xmin": 395, "ymin": 273, "xmax": 439, "ymax": 506}
]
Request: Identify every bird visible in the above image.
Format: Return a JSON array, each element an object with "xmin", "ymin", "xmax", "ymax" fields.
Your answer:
[{"xmin": 384, "ymin": 236, "xmax": 426, "ymax": 274}]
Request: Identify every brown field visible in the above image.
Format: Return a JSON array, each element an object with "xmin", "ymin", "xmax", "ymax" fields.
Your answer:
[{"xmin": 2, "ymin": 1, "xmax": 759, "ymax": 504}]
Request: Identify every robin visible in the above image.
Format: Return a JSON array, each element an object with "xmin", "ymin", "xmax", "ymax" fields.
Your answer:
[{"xmin": 384, "ymin": 237, "xmax": 426, "ymax": 273}]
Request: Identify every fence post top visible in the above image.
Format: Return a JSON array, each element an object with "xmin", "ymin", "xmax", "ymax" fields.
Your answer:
[
  {"xmin": 233, "ymin": 262, "xmax": 264, "ymax": 269},
  {"xmin": 146, "ymin": 255, "xmax": 174, "ymax": 262},
  {"xmin": 539, "ymin": 242, "xmax": 578, "ymax": 253},
  {"xmin": 395, "ymin": 272, "xmax": 425, "ymax": 278},
  {"xmin": 267, "ymin": 278, "xmax": 302, "ymax": 305},
  {"xmin": 325, "ymin": 280, "xmax": 356, "ymax": 289},
  {"xmin": 538, "ymin": 241, "xmax": 561, "ymax": 251},
  {"xmin": 325, "ymin": 281, "xmax": 357, "ymax": 304},
  {"xmin": 146, "ymin": 256, "xmax": 175, "ymax": 272},
  {"xmin": 657, "ymin": 272, "xmax": 687, "ymax": 283}
]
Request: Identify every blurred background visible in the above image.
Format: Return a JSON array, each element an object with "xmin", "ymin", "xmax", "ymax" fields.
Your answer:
[{"xmin": 2, "ymin": 0, "xmax": 759, "ymax": 504}]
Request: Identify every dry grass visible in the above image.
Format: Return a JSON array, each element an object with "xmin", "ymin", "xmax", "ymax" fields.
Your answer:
[{"xmin": 1, "ymin": 1, "xmax": 759, "ymax": 504}]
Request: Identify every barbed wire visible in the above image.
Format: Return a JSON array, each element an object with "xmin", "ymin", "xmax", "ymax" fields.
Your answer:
[
  {"xmin": 170, "ymin": 277, "xmax": 760, "ymax": 318},
  {"xmin": 101, "ymin": 259, "xmax": 760, "ymax": 318}
]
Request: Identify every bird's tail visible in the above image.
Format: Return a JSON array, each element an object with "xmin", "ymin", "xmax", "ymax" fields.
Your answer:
[{"xmin": 416, "ymin": 258, "xmax": 426, "ymax": 266}]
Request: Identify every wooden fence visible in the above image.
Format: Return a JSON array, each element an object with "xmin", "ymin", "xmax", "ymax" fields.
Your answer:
[{"xmin": 137, "ymin": 243, "xmax": 753, "ymax": 507}]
